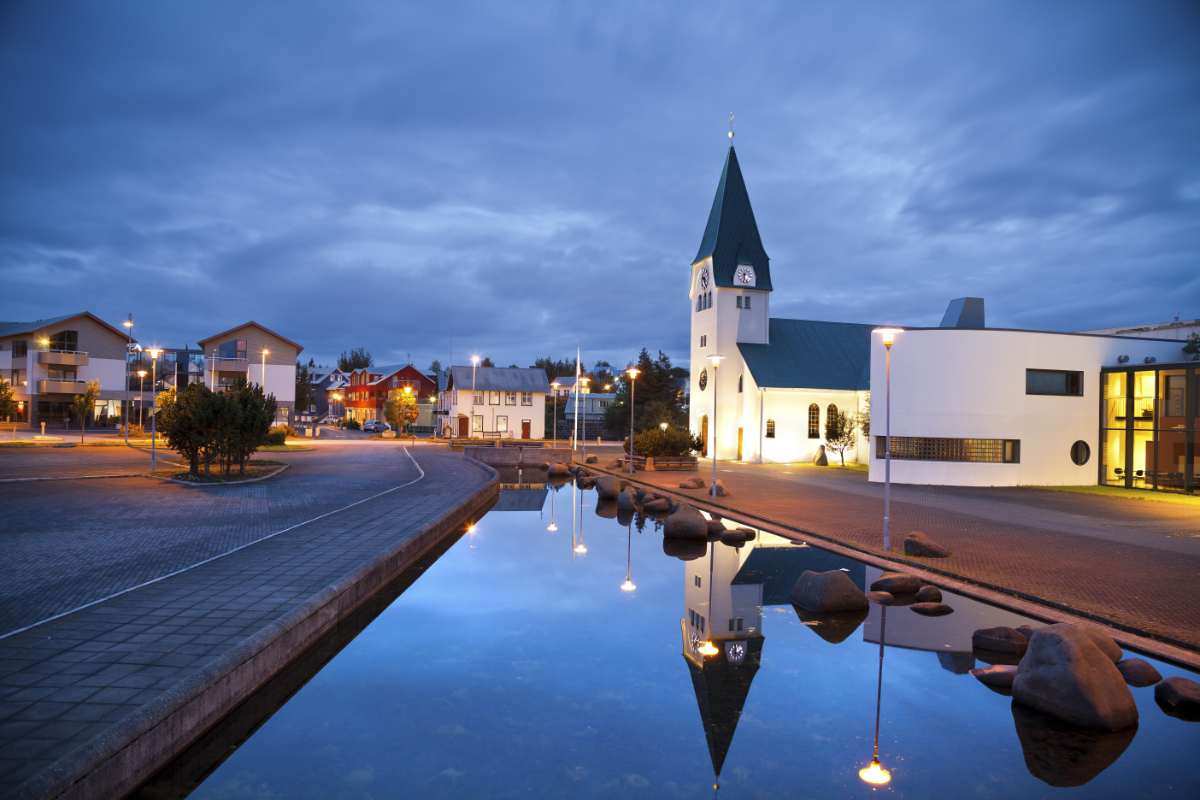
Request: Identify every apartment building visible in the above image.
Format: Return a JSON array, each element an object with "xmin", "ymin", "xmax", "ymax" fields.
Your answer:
[{"xmin": 198, "ymin": 322, "xmax": 303, "ymax": 423}]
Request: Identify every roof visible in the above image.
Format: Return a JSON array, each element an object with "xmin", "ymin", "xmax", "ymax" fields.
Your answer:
[
  {"xmin": 686, "ymin": 637, "xmax": 763, "ymax": 779},
  {"xmin": 447, "ymin": 366, "xmax": 550, "ymax": 393},
  {"xmin": 733, "ymin": 544, "xmax": 865, "ymax": 605},
  {"xmin": 693, "ymin": 146, "xmax": 771, "ymax": 291},
  {"xmin": 0, "ymin": 311, "xmax": 131, "ymax": 341},
  {"xmin": 197, "ymin": 321, "xmax": 303, "ymax": 354},
  {"xmin": 738, "ymin": 319, "xmax": 875, "ymax": 390}
]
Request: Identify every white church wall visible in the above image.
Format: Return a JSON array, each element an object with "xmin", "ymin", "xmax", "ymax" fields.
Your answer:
[{"xmin": 867, "ymin": 329, "xmax": 1185, "ymax": 486}]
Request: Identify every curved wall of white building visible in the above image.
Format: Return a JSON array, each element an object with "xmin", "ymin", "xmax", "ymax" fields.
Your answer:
[{"xmin": 867, "ymin": 329, "xmax": 1185, "ymax": 486}]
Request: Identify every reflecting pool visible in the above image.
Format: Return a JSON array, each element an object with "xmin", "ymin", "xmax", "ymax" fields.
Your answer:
[{"xmin": 150, "ymin": 478, "xmax": 1200, "ymax": 798}]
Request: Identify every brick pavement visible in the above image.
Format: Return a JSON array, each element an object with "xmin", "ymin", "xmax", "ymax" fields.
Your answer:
[
  {"xmin": 594, "ymin": 460, "xmax": 1200, "ymax": 653},
  {"xmin": 0, "ymin": 447, "xmax": 494, "ymax": 798}
]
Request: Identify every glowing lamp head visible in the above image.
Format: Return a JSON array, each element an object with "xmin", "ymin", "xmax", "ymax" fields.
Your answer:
[
  {"xmin": 403, "ymin": 385, "xmax": 412, "ymax": 395},
  {"xmin": 122, "ymin": 318, "xmax": 133, "ymax": 329},
  {"xmin": 546, "ymin": 522, "xmax": 558, "ymax": 532},
  {"xmin": 698, "ymin": 640, "xmax": 720, "ymax": 657},
  {"xmin": 470, "ymin": 354, "xmax": 481, "ymax": 366},
  {"xmin": 466, "ymin": 523, "xmax": 477, "ymax": 535},
  {"xmin": 136, "ymin": 370, "xmax": 147, "ymax": 378},
  {"xmin": 858, "ymin": 758, "xmax": 891, "ymax": 786},
  {"xmin": 148, "ymin": 348, "xmax": 161, "ymax": 360},
  {"xmin": 261, "ymin": 348, "xmax": 269, "ymax": 356},
  {"xmin": 550, "ymin": 381, "xmax": 560, "ymax": 390},
  {"xmin": 659, "ymin": 422, "xmax": 668, "ymax": 431},
  {"xmin": 579, "ymin": 376, "xmax": 590, "ymax": 386},
  {"xmin": 707, "ymin": 354, "xmax": 724, "ymax": 367},
  {"xmin": 573, "ymin": 543, "xmax": 588, "ymax": 555},
  {"xmin": 874, "ymin": 327, "xmax": 902, "ymax": 348},
  {"xmin": 604, "ymin": 383, "xmax": 612, "ymax": 391},
  {"xmin": 620, "ymin": 579, "xmax": 637, "ymax": 593},
  {"xmin": 38, "ymin": 336, "xmax": 50, "ymax": 348},
  {"xmin": 626, "ymin": 367, "xmax": 640, "ymax": 380}
]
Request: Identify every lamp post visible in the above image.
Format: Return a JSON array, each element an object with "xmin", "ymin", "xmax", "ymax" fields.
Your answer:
[
  {"xmin": 470, "ymin": 354, "xmax": 480, "ymax": 437},
  {"xmin": 148, "ymin": 349, "xmax": 160, "ymax": 472},
  {"xmin": 136, "ymin": 369, "xmax": 147, "ymax": 428},
  {"xmin": 697, "ymin": 539, "xmax": 719, "ymax": 657},
  {"xmin": 122, "ymin": 314, "xmax": 134, "ymax": 443},
  {"xmin": 859, "ymin": 605, "xmax": 891, "ymax": 787},
  {"xmin": 874, "ymin": 328, "xmax": 901, "ymax": 550},
  {"xmin": 625, "ymin": 367, "xmax": 640, "ymax": 474},
  {"xmin": 550, "ymin": 381, "xmax": 560, "ymax": 448},
  {"xmin": 707, "ymin": 355, "xmax": 723, "ymax": 497}
]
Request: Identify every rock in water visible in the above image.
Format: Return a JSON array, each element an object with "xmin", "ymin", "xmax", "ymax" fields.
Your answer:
[
  {"xmin": 547, "ymin": 462, "xmax": 571, "ymax": 477},
  {"xmin": 1011, "ymin": 703, "xmax": 1135, "ymax": 787},
  {"xmin": 617, "ymin": 487, "xmax": 637, "ymax": 514},
  {"xmin": 904, "ymin": 530, "xmax": 951, "ymax": 557},
  {"xmin": 870, "ymin": 572, "xmax": 921, "ymax": 594},
  {"xmin": 706, "ymin": 518, "xmax": 726, "ymax": 537},
  {"xmin": 915, "ymin": 585, "xmax": 942, "ymax": 603},
  {"xmin": 642, "ymin": 497, "xmax": 670, "ymax": 513},
  {"xmin": 1155, "ymin": 676, "xmax": 1200, "ymax": 721},
  {"xmin": 867, "ymin": 590, "xmax": 895, "ymax": 604},
  {"xmin": 594, "ymin": 476, "xmax": 621, "ymax": 500},
  {"xmin": 1115, "ymin": 658, "xmax": 1161, "ymax": 688},
  {"xmin": 971, "ymin": 664, "xmax": 1018, "ymax": 693},
  {"xmin": 1012, "ymin": 623, "xmax": 1138, "ymax": 731},
  {"xmin": 663, "ymin": 505, "xmax": 708, "ymax": 540},
  {"xmin": 973, "ymin": 626, "xmax": 1030, "ymax": 656},
  {"xmin": 720, "ymin": 528, "xmax": 755, "ymax": 545},
  {"xmin": 910, "ymin": 602, "xmax": 953, "ymax": 616},
  {"xmin": 585, "ymin": 455, "xmax": 598, "ymax": 464},
  {"xmin": 790, "ymin": 570, "xmax": 869, "ymax": 614},
  {"xmin": 678, "ymin": 477, "xmax": 705, "ymax": 489},
  {"xmin": 794, "ymin": 607, "xmax": 868, "ymax": 644},
  {"xmin": 662, "ymin": 537, "xmax": 707, "ymax": 561}
]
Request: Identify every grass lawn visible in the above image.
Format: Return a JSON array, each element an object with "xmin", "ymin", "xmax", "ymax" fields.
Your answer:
[
  {"xmin": 258, "ymin": 443, "xmax": 316, "ymax": 452},
  {"xmin": 761, "ymin": 460, "xmax": 868, "ymax": 472},
  {"xmin": 1036, "ymin": 484, "xmax": 1200, "ymax": 507}
]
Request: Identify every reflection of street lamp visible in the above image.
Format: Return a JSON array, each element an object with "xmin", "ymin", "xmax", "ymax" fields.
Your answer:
[
  {"xmin": 550, "ymin": 381, "xmax": 560, "ymax": 448},
  {"xmin": 620, "ymin": 521, "xmax": 636, "ymax": 592},
  {"xmin": 573, "ymin": 480, "xmax": 587, "ymax": 555},
  {"xmin": 858, "ymin": 605, "xmax": 891, "ymax": 787},
  {"xmin": 707, "ymin": 355, "xmax": 724, "ymax": 496},
  {"xmin": 698, "ymin": 538, "xmax": 720, "ymax": 656},
  {"xmin": 873, "ymin": 328, "xmax": 902, "ymax": 550},
  {"xmin": 547, "ymin": 483, "xmax": 558, "ymax": 532},
  {"xmin": 625, "ymin": 367, "xmax": 640, "ymax": 474},
  {"xmin": 659, "ymin": 421, "xmax": 668, "ymax": 431}
]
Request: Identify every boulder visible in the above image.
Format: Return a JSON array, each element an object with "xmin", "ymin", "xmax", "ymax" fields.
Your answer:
[
  {"xmin": 915, "ymin": 585, "xmax": 943, "ymax": 603},
  {"xmin": 678, "ymin": 477, "xmax": 705, "ymax": 490},
  {"xmin": 617, "ymin": 487, "xmax": 637, "ymax": 514},
  {"xmin": 790, "ymin": 569, "xmax": 869, "ymax": 614},
  {"xmin": 867, "ymin": 590, "xmax": 895, "ymax": 605},
  {"xmin": 813, "ymin": 445, "xmax": 828, "ymax": 466},
  {"xmin": 585, "ymin": 455, "xmax": 598, "ymax": 464},
  {"xmin": 1011, "ymin": 703, "xmax": 1135, "ymax": 787},
  {"xmin": 642, "ymin": 497, "xmax": 670, "ymax": 513},
  {"xmin": 869, "ymin": 572, "xmax": 921, "ymax": 594},
  {"xmin": 973, "ymin": 626, "xmax": 1030, "ymax": 656},
  {"xmin": 706, "ymin": 518, "xmax": 726, "ymax": 537},
  {"xmin": 971, "ymin": 664, "xmax": 1018, "ymax": 694},
  {"xmin": 547, "ymin": 462, "xmax": 572, "ymax": 477},
  {"xmin": 594, "ymin": 498, "xmax": 618, "ymax": 519},
  {"xmin": 711, "ymin": 479, "xmax": 729, "ymax": 497},
  {"xmin": 662, "ymin": 536, "xmax": 707, "ymax": 561},
  {"xmin": 1077, "ymin": 627, "xmax": 1122, "ymax": 663},
  {"xmin": 910, "ymin": 601, "xmax": 954, "ymax": 616},
  {"xmin": 904, "ymin": 531, "xmax": 951, "ymax": 558},
  {"xmin": 663, "ymin": 504, "xmax": 708, "ymax": 540},
  {"xmin": 795, "ymin": 608, "xmax": 868, "ymax": 644},
  {"xmin": 595, "ymin": 476, "xmax": 621, "ymax": 500},
  {"xmin": 1154, "ymin": 676, "xmax": 1200, "ymax": 721},
  {"xmin": 576, "ymin": 476, "xmax": 596, "ymax": 489},
  {"xmin": 1012, "ymin": 623, "xmax": 1138, "ymax": 731},
  {"xmin": 1115, "ymin": 658, "xmax": 1161, "ymax": 688},
  {"xmin": 721, "ymin": 528, "xmax": 756, "ymax": 545}
]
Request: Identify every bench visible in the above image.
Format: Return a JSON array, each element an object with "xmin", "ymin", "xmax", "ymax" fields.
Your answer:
[{"xmin": 647, "ymin": 456, "xmax": 698, "ymax": 471}]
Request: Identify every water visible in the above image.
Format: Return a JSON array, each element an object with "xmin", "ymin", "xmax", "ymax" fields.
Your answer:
[{"xmin": 152, "ymin": 479, "xmax": 1200, "ymax": 799}]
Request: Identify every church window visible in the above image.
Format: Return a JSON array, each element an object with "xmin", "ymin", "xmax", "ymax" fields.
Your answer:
[
  {"xmin": 737, "ymin": 374, "xmax": 743, "ymax": 393},
  {"xmin": 736, "ymin": 296, "xmax": 742, "ymax": 309},
  {"xmin": 744, "ymin": 295, "xmax": 751, "ymax": 309},
  {"xmin": 698, "ymin": 369, "xmax": 708, "ymax": 391},
  {"xmin": 700, "ymin": 335, "xmax": 706, "ymax": 347},
  {"xmin": 808, "ymin": 404, "xmax": 820, "ymax": 438},
  {"xmin": 766, "ymin": 419, "xmax": 776, "ymax": 438},
  {"xmin": 828, "ymin": 404, "xmax": 839, "ymax": 425},
  {"xmin": 708, "ymin": 291, "xmax": 713, "ymax": 308},
  {"xmin": 696, "ymin": 295, "xmax": 702, "ymax": 312}
]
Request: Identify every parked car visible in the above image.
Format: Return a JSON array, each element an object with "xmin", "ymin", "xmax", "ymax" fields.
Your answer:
[
  {"xmin": 362, "ymin": 420, "xmax": 393, "ymax": 433},
  {"xmin": 318, "ymin": 415, "xmax": 340, "ymax": 425}
]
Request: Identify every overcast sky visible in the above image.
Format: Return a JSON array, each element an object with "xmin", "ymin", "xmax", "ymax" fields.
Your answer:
[{"xmin": 2, "ymin": 1, "xmax": 1198, "ymax": 370}]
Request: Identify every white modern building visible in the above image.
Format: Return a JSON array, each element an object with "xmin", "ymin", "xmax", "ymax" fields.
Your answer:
[
  {"xmin": 197, "ymin": 321, "xmax": 302, "ymax": 423},
  {"xmin": 439, "ymin": 365, "xmax": 550, "ymax": 439}
]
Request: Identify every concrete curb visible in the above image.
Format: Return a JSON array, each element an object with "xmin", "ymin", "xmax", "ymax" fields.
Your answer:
[
  {"xmin": 145, "ymin": 462, "xmax": 290, "ymax": 486},
  {"xmin": 21, "ymin": 455, "xmax": 499, "ymax": 800},
  {"xmin": 584, "ymin": 461, "xmax": 1200, "ymax": 671},
  {"xmin": 0, "ymin": 472, "xmax": 145, "ymax": 483}
]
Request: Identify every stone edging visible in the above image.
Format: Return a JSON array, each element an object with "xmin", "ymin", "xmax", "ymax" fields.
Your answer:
[
  {"xmin": 146, "ymin": 462, "xmax": 291, "ymax": 486},
  {"xmin": 583, "ymin": 461, "xmax": 1200, "ymax": 671},
  {"xmin": 32, "ymin": 455, "xmax": 499, "ymax": 800}
]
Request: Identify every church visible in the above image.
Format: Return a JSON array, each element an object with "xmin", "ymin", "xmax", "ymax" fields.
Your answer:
[{"xmin": 688, "ymin": 143, "xmax": 872, "ymax": 464}]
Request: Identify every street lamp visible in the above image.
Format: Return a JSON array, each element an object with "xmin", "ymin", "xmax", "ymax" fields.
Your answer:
[
  {"xmin": 873, "ymin": 328, "xmax": 902, "ymax": 550},
  {"xmin": 625, "ymin": 367, "xmax": 640, "ymax": 474},
  {"xmin": 858, "ymin": 605, "xmax": 892, "ymax": 787},
  {"xmin": 122, "ymin": 314, "xmax": 134, "ymax": 443},
  {"xmin": 550, "ymin": 381, "xmax": 560, "ymax": 448},
  {"xmin": 470, "ymin": 354, "xmax": 480, "ymax": 438},
  {"xmin": 148, "ymin": 349, "xmax": 161, "ymax": 471},
  {"xmin": 136, "ymin": 370, "xmax": 148, "ymax": 428},
  {"xmin": 707, "ymin": 355, "xmax": 724, "ymax": 496}
]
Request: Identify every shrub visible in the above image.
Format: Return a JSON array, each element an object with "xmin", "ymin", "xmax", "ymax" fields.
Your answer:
[
  {"xmin": 341, "ymin": 418, "xmax": 361, "ymax": 430},
  {"xmin": 265, "ymin": 426, "xmax": 289, "ymax": 446},
  {"xmin": 628, "ymin": 426, "xmax": 701, "ymax": 458},
  {"xmin": 157, "ymin": 380, "xmax": 276, "ymax": 476}
]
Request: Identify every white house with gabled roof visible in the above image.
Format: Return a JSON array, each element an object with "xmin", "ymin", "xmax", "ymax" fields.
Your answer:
[{"xmin": 439, "ymin": 365, "xmax": 550, "ymax": 439}]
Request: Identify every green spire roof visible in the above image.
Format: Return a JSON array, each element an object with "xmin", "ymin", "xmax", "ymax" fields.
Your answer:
[
  {"xmin": 693, "ymin": 146, "xmax": 771, "ymax": 290},
  {"xmin": 686, "ymin": 637, "xmax": 763, "ymax": 779}
]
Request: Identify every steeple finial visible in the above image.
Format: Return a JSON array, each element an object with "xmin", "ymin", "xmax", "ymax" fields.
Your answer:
[{"xmin": 727, "ymin": 112, "xmax": 734, "ymax": 143}]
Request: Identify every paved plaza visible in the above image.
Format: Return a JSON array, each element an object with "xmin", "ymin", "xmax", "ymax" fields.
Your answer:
[
  {"xmin": 605, "ymin": 459, "xmax": 1200, "ymax": 653},
  {"xmin": 0, "ymin": 443, "xmax": 495, "ymax": 797}
]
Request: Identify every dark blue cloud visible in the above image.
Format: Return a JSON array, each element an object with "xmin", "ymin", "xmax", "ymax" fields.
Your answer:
[{"xmin": 1, "ymin": 0, "xmax": 1198, "ymax": 369}]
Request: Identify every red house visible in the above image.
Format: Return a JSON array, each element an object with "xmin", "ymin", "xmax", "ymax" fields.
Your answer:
[{"xmin": 344, "ymin": 364, "xmax": 438, "ymax": 426}]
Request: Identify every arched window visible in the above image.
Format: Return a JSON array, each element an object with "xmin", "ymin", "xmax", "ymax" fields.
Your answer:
[
  {"xmin": 807, "ymin": 404, "xmax": 820, "ymax": 439},
  {"xmin": 737, "ymin": 374, "xmax": 743, "ymax": 393},
  {"xmin": 827, "ymin": 404, "xmax": 839, "ymax": 427},
  {"xmin": 765, "ymin": 419, "xmax": 776, "ymax": 438}
]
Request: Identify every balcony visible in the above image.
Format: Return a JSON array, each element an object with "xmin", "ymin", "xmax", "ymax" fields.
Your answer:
[
  {"xmin": 38, "ymin": 378, "xmax": 90, "ymax": 394},
  {"xmin": 209, "ymin": 356, "xmax": 248, "ymax": 372},
  {"xmin": 38, "ymin": 349, "xmax": 89, "ymax": 367}
]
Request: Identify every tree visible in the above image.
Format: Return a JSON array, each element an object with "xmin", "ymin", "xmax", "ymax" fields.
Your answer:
[
  {"xmin": 429, "ymin": 359, "xmax": 442, "ymax": 375},
  {"xmin": 0, "ymin": 379, "xmax": 15, "ymax": 423},
  {"xmin": 602, "ymin": 349, "xmax": 687, "ymax": 438},
  {"xmin": 825, "ymin": 408, "xmax": 857, "ymax": 466},
  {"xmin": 70, "ymin": 381, "xmax": 101, "ymax": 443},
  {"xmin": 227, "ymin": 379, "xmax": 276, "ymax": 475},
  {"xmin": 384, "ymin": 388, "xmax": 420, "ymax": 434},
  {"xmin": 858, "ymin": 397, "xmax": 871, "ymax": 438},
  {"xmin": 295, "ymin": 362, "xmax": 313, "ymax": 413},
  {"xmin": 1185, "ymin": 332, "xmax": 1200, "ymax": 361},
  {"xmin": 157, "ymin": 384, "xmax": 218, "ymax": 476},
  {"xmin": 338, "ymin": 347, "xmax": 373, "ymax": 371},
  {"xmin": 481, "ymin": 356, "xmax": 494, "ymax": 368}
]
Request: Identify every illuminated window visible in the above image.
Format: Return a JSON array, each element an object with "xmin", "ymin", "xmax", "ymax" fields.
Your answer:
[
  {"xmin": 807, "ymin": 404, "xmax": 819, "ymax": 438},
  {"xmin": 766, "ymin": 419, "xmax": 776, "ymax": 438},
  {"xmin": 473, "ymin": 392, "xmax": 483, "ymax": 406},
  {"xmin": 488, "ymin": 391, "xmax": 500, "ymax": 406},
  {"xmin": 505, "ymin": 392, "xmax": 517, "ymax": 406},
  {"xmin": 496, "ymin": 415, "xmax": 508, "ymax": 432},
  {"xmin": 876, "ymin": 436, "xmax": 1020, "ymax": 463},
  {"xmin": 521, "ymin": 392, "xmax": 533, "ymax": 406},
  {"xmin": 827, "ymin": 403, "xmax": 839, "ymax": 424}
]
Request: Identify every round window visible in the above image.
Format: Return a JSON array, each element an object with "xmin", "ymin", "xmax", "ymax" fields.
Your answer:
[
  {"xmin": 698, "ymin": 369, "xmax": 708, "ymax": 391},
  {"xmin": 1071, "ymin": 440, "xmax": 1090, "ymax": 466}
]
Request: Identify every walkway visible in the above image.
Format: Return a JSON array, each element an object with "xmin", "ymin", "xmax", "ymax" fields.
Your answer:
[
  {"xmin": 603, "ymin": 459, "xmax": 1200, "ymax": 653},
  {"xmin": 0, "ymin": 445, "xmax": 495, "ymax": 798}
]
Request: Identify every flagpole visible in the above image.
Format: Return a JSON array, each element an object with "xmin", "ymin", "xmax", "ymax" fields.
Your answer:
[{"xmin": 572, "ymin": 346, "xmax": 581, "ymax": 452}]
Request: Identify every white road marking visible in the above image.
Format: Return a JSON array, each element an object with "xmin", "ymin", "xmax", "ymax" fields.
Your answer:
[{"xmin": 0, "ymin": 447, "xmax": 426, "ymax": 641}]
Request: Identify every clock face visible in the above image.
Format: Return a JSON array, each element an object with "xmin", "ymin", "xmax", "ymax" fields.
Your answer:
[
  {"xmin": 698, "ymin": 369, "xmax": 708, "ymax": 391},
  {"xmin": 725, "ymin": 640, "xmax": 747, "ymax": 664},
  {"xmin": 699, "ymin": 268, "xmax": 711, "ymax": 291},
  {"xmin": 734, "ymin": 265, "xmax": 756, "ymax": 287}
]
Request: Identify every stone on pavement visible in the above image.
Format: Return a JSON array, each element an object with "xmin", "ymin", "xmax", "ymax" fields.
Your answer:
[
  {"xmin": 678, "ymin": 477, "xmax": 705, "ymax": 489},
  {"xmin": 870, "ymin": 572, "xmax": 921, "ymax": 594},
  {"xmin": 813, "ymin": 445, "xmax": 828, "ymax": 466},
  {"xmin": 904, "ymin": 530, "xmax": 951, "ymax": 557},
  {"xmin": 790, "ymin": 569, "xmax": 869, "ymax": 614},
  {"xmin": 1012, "ymin": 623, "xmax": 1138, "ymax": 731}
]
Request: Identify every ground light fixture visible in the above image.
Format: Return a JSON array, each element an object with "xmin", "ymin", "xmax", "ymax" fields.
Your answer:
[{"xmin": 872, "ymin": 327, "xmax": 902, "ymax": 550}]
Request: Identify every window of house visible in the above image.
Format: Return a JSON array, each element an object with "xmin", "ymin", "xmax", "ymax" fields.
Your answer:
[
  {"xmin": 728, "ymin": 618, "xmax": 744, "ymax": 632},
  {"xmin": 1026, "ymin": 369, "xmax": 1083, "ymax": 396},
  {"xmin": 876, "ymin": 436, "xmax": 1021, "ymax": 463},
  {"xmin": 1070, "ymin": 440, "xmax": 1090, "ymax": 466},
  {"xmin": 505, "ymin": 392, "xmax": 517, "ymax": 406},
  {"xmin": 700, "ymin": 335, "xmax": 706, "ymax": 347},
  {"xmin": 473, "ymin": 392, "xmax": 483, "ymax": 405},
  {"xmin": 694, "ymin": 575, "xmax": 701, "ymax": 588},
  {"xmin": 521, "ymin": 392, "xmax": 533, "ymax": 406},
  {"xmin": 827, "ymin": 403, "xmax": 839, "ymax": 426},
  {"xmin": 49, "ymin": 330, "xmax": 78, "ymax": 351},
  {"xmin": 488, "ymin": 391, "xmax": 500, "ymax": 405},
  {"xmin": 496, "ymin": 415, "xmax": 508, "ymax": 432},
  {"xmin": 472, "ymin": 415, "xmax": 483, "ymax": 432},
  {"xmin": 736, "ymin": 296, "xmax": 742, "ymax": 309},
  {"xmin": 766, "ymin": 419, "xmax": 776, "ymax": 438},
  {"xmin": 218, "ymin": 339, "xmax": 247, "ymax": 360},
  {"xmin": 12, "ymin": 340, "xmax": 27, "ymax": 358},
  {"xmin": 744, "ymin": 296, "xmax": 751, "ymax": 309},
  {"xmin": 807, "ymin": 404, "xmax": 820, "ymax": 438}
]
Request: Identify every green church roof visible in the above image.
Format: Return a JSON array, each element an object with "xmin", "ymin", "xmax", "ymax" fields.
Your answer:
[
  {"xmin": 693, "ymin": 146, "xmax": 772, "ymax": 290},
  {"xmin": 738, "ymin": 318, "xmax": 876, "ymax": 390}
]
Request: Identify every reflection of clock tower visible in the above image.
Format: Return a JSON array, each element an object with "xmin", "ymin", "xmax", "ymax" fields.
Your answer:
[{"xmin": 689, "ymin": 144, "xmax": 772, "ymax": 459}]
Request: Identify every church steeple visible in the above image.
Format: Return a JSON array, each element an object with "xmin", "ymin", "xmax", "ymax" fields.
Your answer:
[
  {"xmin": 693, "ymin": 146, "xmax": 772, "ymax": 291},
  {"xmin": 686, "ymin": 638, "xmax": 763, "ymax": 782}
]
